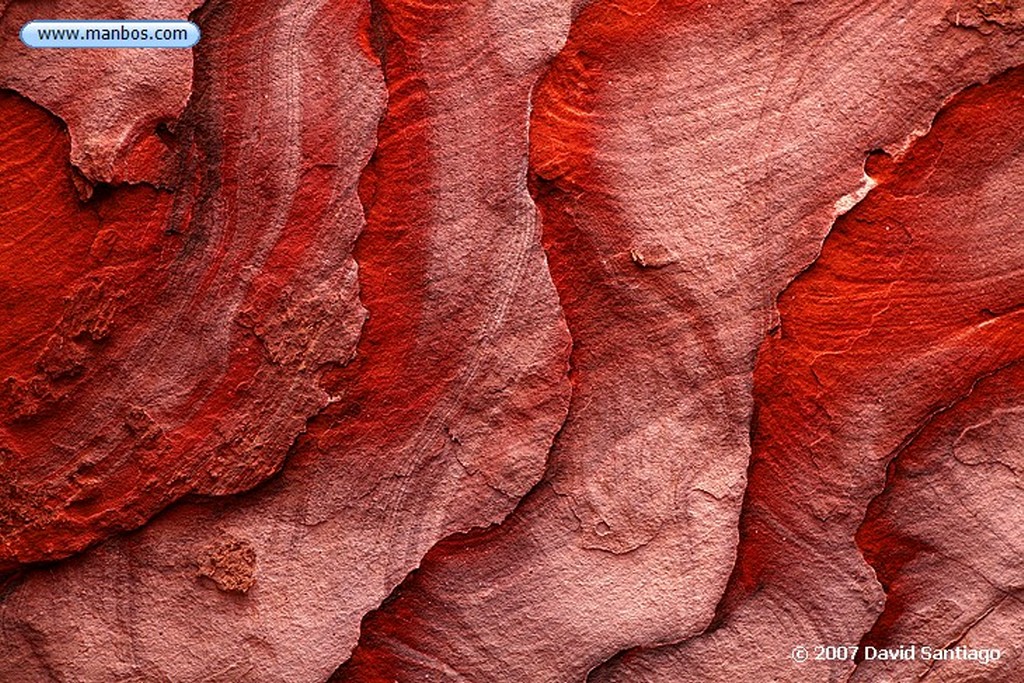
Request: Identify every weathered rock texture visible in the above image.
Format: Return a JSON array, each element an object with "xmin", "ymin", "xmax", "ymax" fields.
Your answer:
[
  {"xmin": 591, "ymin": 63, "xmax": 1024, "ymax": 683},
  {"xmin": 1, "ymin": 0, "xmax": 570, "ymax": 680},
  {"xmin": 1, "ymin": 0, "xmax": 378, "ymax": 571},
  {"xmin": 0, "ymin": 0, "xmax": 201, "ymax": 185},
  {"xmin": 851, "ymin": 362, "xmax": 1024, "ymax": 683},
  {"xmin": 338, "ymin": 2, "xmax": 1024, "ymax": 682},
  {"xmin": 1, "ymin": 0, "xmax": 1023, "ymax": 681}
]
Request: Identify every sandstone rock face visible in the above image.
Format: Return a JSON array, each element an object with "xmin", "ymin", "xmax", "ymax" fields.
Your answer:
[
  {"xmin": 0, "ymin": 0, "xmax": 376, "ymax": 571},
  {"xmin": 1, "ymin": 0, "xmax": 570, "ymax": 680},
  {"xmin": 1, "ymin": 0, "xmax": 1023, "ymax": 682},
  {"xmin": 339, "ymin": 3, "xmax": 1024, "ymax": 682},
  {"xmin": 0, "ymin": 0, "xmax": 201, "ymax": 185},
  {"xmin": 851, "ymin": 362, "xmax": 1024, "ymax": 683},
  {"xmin": 591, "ymin": 64, "xmax": 1024, "ymax": 683}
]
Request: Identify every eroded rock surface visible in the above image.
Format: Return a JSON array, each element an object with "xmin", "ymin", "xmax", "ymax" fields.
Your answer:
[
  {"xmin": 337, "ymin": 3, "xmax": 1024, "ymax": 682},
  {"xmin": 0, "ymin": 0, "xmax": 201, "ymax": 185},
  {"xmin": 0, "ymin": 0, "xmax": 571, "ymax": 680},
  {"xmin": 592, "ymin": 64, "xmax": 1024, "ymax": 683},
  {"xmin": 1, "ymin": 0, "xmax": 1023, "ymax": 682},
  {"xmin": 850, "ymin": 362, "xmax": 1024, "ymax": 683},
  {"xmin": 1, "ymin": 0, "xmax": 377, "ymax": 570}
]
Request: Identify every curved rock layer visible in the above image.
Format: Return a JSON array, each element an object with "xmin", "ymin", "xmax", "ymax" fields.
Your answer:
[
  {"xmin": 852, "ymin": 361, "xmax": 1024, "ymax": 683},
  {"xmin": 1, "ymin": 0, "xmax": 373, "ymax": 569},
  {"xmin": 0, "ymin": 0, "xmax": 572, "ymax": 680},
  {"xmin": 337, "ymin": 2, "xmax": 1024, "ymax": 682},
  {"xmin": 592, "ymin": 65, "xmax": 1024, "ymax": 683},
  {"xmin": 0, "ymin": 0, "xmax": 201, "ymax": 185},
  {"xmin": 0, "ymin": 0, "xmax": 1023, "ymax": 681}
]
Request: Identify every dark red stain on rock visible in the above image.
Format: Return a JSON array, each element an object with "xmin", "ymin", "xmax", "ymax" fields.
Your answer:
[
  {"xmin": 2, "ymin": 0, "xmax": 1024, "ymax": 680},
  {"xmin": 592, "ymin": 66, "xmax": 1024, "ymax": 683},
  {"xmin": 0, "ymin": 0, "xmax": 374, "ymax": 570}
]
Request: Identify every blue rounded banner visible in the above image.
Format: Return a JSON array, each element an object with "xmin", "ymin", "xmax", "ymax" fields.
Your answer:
[{"xmin": 21, "ymin": 20, "xmax": 200, "ymax": 49}]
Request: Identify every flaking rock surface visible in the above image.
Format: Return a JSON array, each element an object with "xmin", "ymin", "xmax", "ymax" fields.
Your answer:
[
  {"xmin": 338, "ymin": 2, "xmax": 1024, "ymax": 682},
  {"xmin": 1, "ymin": 0, "xmax": 1023, "ymax": 682},
  {"xmin": 0, "ymin": 0, "xmax": 572, "ymax": 680}
]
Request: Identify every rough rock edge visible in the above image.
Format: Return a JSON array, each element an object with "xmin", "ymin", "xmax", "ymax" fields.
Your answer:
[
  {"xmin": 0, "ymin": 0, "xmax": 375, "ymax": 585},
  {"xmin": 2, "ymin": 1, "xmax": 205, "ymax": 193},
  {"xmin": 582, "ymin": 66, "xmax": 1024, "ymax": 683},
  {"xmin": 328, "ymin": 0, "xmax": 578, "ymax": 674},
  {"xmin": 845, "ymin": 358, "xmax": 1024, "ymax": 682}
]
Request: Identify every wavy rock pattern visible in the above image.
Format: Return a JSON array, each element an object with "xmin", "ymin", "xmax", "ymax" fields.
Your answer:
[
  {"xmin": 338, "ymin": 2, "xmax": 1024, "ymax": 682},
  {"xmin": 0, "ymin": 0, "xmax": 200, "ymax": 185},
  {"xmin": 1, "ymin": 0, "xmax": 570, "ymax": 679},
  {"xmin": 592, "ymin": 64, "xmax": 1024, "ymax": 683},
  {"xmin": 0, "ymin": 0, "xmax": 378, "ymax": 572},
  {"xmin": 1, "ymin": 0, "xmax": 1023, "ymax": 682},
  {"xmin": 852, "ymin": 362, "xmax": 1024, "ymax": 683}
]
